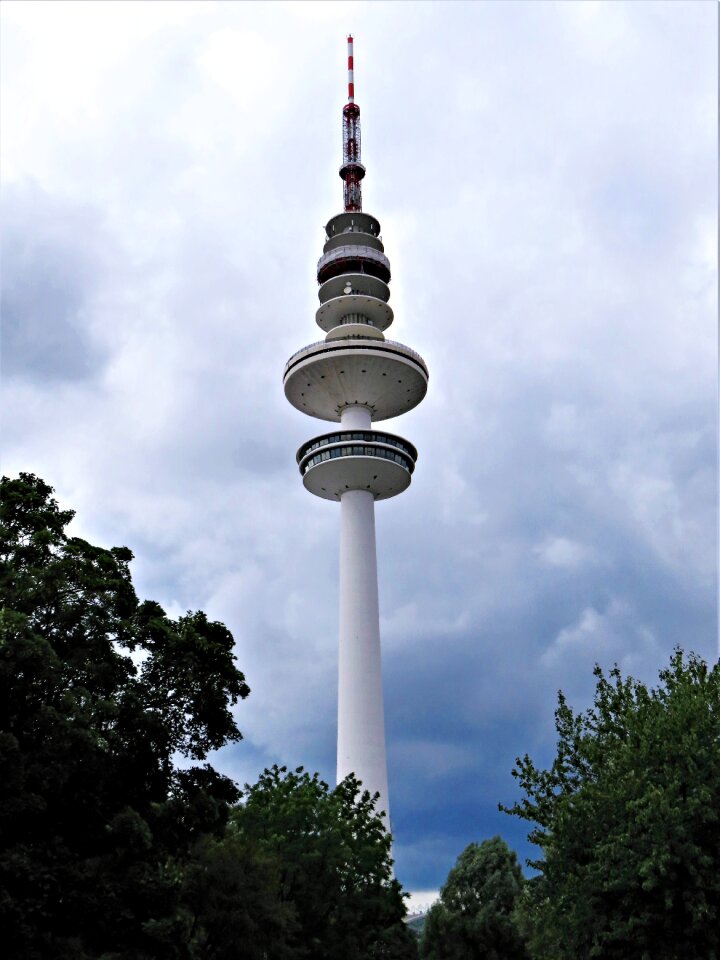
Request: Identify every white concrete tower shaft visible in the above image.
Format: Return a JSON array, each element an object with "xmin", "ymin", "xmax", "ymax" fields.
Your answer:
[
  {"xmin": 338, "ymin": 487, "xmax": 388, "ymax": 810},
  {"xmin": 283, "ymin": 39, "xmax": 428, "ymax": 832},
  {"xmin": 336, "ymin": 402, "xmax": 389, "ymax": 820}
]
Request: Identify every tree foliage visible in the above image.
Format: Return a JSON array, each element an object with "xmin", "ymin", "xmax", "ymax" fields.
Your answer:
[
  {"xmin": 179, "ymin": 828, "xmax": 293, "ymax": 959},
  {"xmin": 420, "ymin": 836, "xmax": 529, "ymax": 960},
  {"xmin": 1, "ymin": 473, "xmax": 418, "ymax": 958},
  {"xmin": 205, "ymin": 764, "xmax": 418, "ymax": 960},
  {"xmin": 502, "ymin": 650, "xmax": 720, "ymax": 960},
  {"xmin": 0, "ymin": 473, "xmax": 249, "ymax": 958}
]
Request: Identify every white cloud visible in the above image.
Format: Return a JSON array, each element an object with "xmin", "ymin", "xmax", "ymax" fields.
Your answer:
[
  {"xmin": 542, "ymin": 601, "xmax": 661, "ymax": 687},
  {"xmin": 534, "ymin": 536, "xmax": 594, "ymax": 569}
]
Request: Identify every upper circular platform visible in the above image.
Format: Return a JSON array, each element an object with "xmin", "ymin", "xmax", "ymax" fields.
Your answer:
[
  {"xmin": 284, "ymin": 339, "xmax": 428, "ymax": 422},
  {"xmin": 317, "ymin": 245, "xmax": 391, "ymax": 285},
  {"xmin": 323, "ymin": 231, "xmax": 384, "ymax": 254},
  {"xmin": 316, "ymin": 293, "xmax": 393, "ymax": 333},
  {"xmin": 339, "ymin": 162, "xmax": 366, "ymax": 182},
  {"xmin": 325, "ymin": 322, "xmax": 385, "ymax": 341},
  {"xmin": 318, "ymin": 273, "xmax": 390, "ymax": 306},
  {"xmin": 325, "ymin": 211, "xmax": 381, "ymax": 239}
]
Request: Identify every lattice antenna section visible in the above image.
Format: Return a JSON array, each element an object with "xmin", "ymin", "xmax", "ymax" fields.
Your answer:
[{"xmin": 340, "ymin": 35, "xmax": 365, "ymax": 212}]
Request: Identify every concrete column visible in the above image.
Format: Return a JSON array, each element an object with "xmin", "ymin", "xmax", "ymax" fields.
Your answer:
[
  {"xmin": 340, "ymin": 404, "xmax": 372, "ymax": 430},
  {"xmin": 338, "ymin": 486, "xmax": 390, "ymax": 829}
]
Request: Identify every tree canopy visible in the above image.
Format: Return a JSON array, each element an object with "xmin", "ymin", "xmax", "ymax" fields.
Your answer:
[
  {"xmin": 0, "ymin": 473, "xmax": 249, "ymax": 958},
  {"xmin": 1, "ymin": 473, "xmax": 417, "ymax": 959},
  {"xmin": 420, "ymin": 836, "xmax": 529, "ymax": 960},
  {"xmin": 224, "ymin": 764, "xmax": 417, "ymax": 960},
  {"xmin": 502, "ymin": 650, "xmax": 720, "ymax": 960}
]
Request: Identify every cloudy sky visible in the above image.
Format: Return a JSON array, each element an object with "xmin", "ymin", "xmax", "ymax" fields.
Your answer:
[{"xmin": 2, "ymin": 0, "xmax": 717, "ymax": 897}]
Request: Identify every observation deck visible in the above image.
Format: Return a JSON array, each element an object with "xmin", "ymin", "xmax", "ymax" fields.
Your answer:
[
  {"xmin": 297, "ymin": 429, "xmax": 417, "ymax": 501},
  {"xmin": 283, "ymin": 337, "xmax": 428, "ymax": 422}
]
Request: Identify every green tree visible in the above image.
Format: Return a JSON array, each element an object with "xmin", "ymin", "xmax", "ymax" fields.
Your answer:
[
  {"xmin": 0, "ymin": 473, "xmax": 250, "ymax": 959},
  {"xmin": 221, "ymin": 764, "xmax": 418, "ymax": 960},
  {"xmin": 180, "ymin": 830, "xmax": 295, "ymax": 960},
  {"xmin": 420, "ymin": 837, "xmax": 529, "ymax": 960},
  {"xmin": 502, "ymin": 650, "xmax": 720, "ymax": 960}
]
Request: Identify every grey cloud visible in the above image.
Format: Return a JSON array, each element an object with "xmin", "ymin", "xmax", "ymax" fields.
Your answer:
[
  {"xmin": 1, "ymin": 0, "xmax": 715, "ymax": 896},
  {"xmin": 1, "ymin": 185, "xmax": 111, "ymax": 382}
]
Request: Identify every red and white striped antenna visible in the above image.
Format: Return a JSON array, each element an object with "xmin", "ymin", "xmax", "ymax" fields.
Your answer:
[
  {"xmin": 340, "ymin": 34, "xmax": 365, "ymax": 211},
  {"xmin": 347, "ymin": 34, "xmax": 355, "ymax": 103}
]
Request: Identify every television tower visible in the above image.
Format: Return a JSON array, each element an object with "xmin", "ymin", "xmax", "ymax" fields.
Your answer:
[{"xmin": 284, "ymin": 36, "xmax": 428, "ymax": 827}]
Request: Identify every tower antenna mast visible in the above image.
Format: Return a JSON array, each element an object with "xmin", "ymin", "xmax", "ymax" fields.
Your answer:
[{"xmin": 340, "ymin": 35, "xmax": 365, "ymax": 212}]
